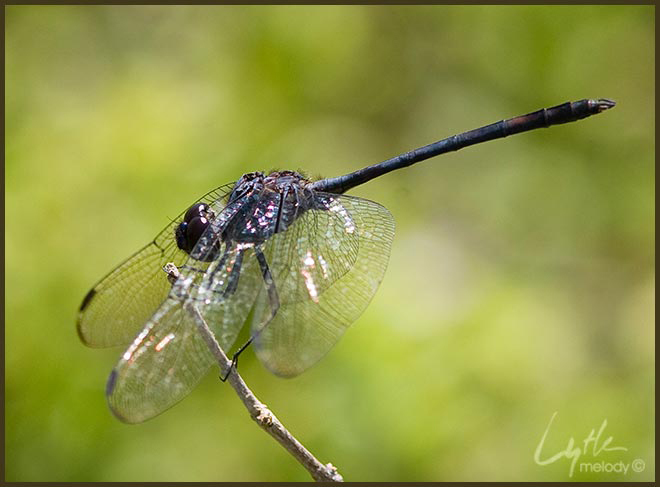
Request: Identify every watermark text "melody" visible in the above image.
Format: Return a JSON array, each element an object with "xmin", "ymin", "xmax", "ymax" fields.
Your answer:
[{"xmin": 533, "ymin": 412, "xmax": 643, "ymax": 477}]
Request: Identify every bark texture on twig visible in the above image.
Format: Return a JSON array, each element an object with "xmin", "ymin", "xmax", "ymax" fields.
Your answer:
[{"xmin": 186, "ymin": 303, "xmax": 343, "ymax": 482}]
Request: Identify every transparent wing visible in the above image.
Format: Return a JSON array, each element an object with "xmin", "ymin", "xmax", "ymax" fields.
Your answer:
[
  {"xmin": 252, "ymin": 193, "xmax": 395, "ymax": 377},
  {"xmin": 77, "ymin": 184, "xmax": 234, "ymax": 348},
  {"xmin": 106, "ymin": 236, "xmax": 262, "ymax": 423},
  {"xmin": 106, "ymin": 296, "xmax": 215, "ymax": 423}
]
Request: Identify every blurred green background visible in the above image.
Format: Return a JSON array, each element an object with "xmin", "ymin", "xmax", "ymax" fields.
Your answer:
[{"xmin": 5, "ymin": 5, "xmax": 654, "ymax": 482}]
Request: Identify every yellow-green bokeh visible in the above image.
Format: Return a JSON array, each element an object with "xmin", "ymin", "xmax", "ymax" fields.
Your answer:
[{"xmin": 5, "ymin": 5, "xmax": 654, "ymax": 481}]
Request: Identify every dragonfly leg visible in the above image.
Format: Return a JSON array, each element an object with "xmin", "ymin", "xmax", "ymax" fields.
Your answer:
[
  {"xmin": 202, "ymin": 244, "xmax": 243, "ymax": 298},
  {"xmin": 273, "ymin": 187, "xmax": 288, "ymax": 234},
  {"xmin": 220, "ymin": 246, "xmax": 280, "ymax": 382},
  {"xmin": 197, "ymin": 243, "xmax": 244, "ymax": 299}
]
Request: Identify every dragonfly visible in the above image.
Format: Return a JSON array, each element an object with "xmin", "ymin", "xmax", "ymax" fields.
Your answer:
[{"xmin": 78, "ymin": 98, "xmax": 615, "ymax": 423}]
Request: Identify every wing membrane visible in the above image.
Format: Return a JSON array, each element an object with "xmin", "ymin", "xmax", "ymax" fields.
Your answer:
[
  {"xmin": 106, "ymin": 296, "xmax": 215, "ymax": 423},
  {"xmin": 252, "ymin": 194, "xmax": 395, "ymax": 377},
  {"xmin": 106, "ymin": 240, "xmax": 262, "ymax": 423},
  {"xmin": 77, "ymin": 184, "xmax": 234, "ymax": 348}
]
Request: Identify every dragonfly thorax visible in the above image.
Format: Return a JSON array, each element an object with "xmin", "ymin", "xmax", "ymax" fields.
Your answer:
[
  {"xmin": 176, "ymin": 170, "xmax": 315, "ymax": 260},
  {"xmin": 228, "ymin": 170, "xmax": 311, "ymax": 201},
  {"xmin": 222, "ymin": 170, "xmax": 314, "ymax": 244}
]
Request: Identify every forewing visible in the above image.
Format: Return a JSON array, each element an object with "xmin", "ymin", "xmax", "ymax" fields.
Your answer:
[
  {"xmin": 182, "ymin": 244, "xmax": 262, "ymax": 354},
  {"xmin": 106, "ymin": 296, "xmax": 215, "ymax": 423},
  {"xmin": 77, "ymin": 184, "xmax": 233, "ymax": 348},
  {"xmin": 252, "ymin": 193, "xmax": 395, "ymax": 377},
  {"xmin": 107, "ymin": 239, "xmax": 262, "ymax": 423}
]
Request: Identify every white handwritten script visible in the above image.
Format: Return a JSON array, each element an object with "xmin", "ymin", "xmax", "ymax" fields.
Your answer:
[{"xmin": 534, "ymin": 412, "xmax": 629, "ymax": 477}]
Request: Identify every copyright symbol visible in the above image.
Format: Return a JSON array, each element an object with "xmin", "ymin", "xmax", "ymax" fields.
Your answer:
[{"xmin": 632, "ymin": 458, "xmax": 645, "ymax": 473}]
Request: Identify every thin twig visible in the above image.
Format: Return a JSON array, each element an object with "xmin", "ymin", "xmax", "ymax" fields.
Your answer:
[{"xmin": 185, "ymin": 302, "xmax": 344, "ymax": 482}]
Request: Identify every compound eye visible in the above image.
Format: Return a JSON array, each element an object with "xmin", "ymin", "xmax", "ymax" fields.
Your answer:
[
  {"xmin": 184, "ymin": 203, "xmax": 210, "ymax": 223},
  {"xmin": 186, "ymin": 216, "xmax": 210, "ymax": 248},
  {"xmin": 175, "ymin": 221, "xmax": 189, "ymax": 251}
]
